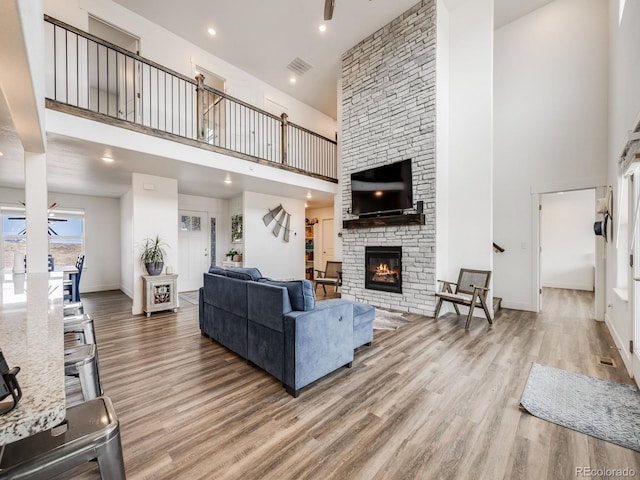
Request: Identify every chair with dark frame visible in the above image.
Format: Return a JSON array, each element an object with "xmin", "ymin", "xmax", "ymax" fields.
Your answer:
[
  {"xmin": 314, "ymin": 261, "xmax": 342, "ymax": 295},
  {"xmin": 434, "ymin": 268, "xmax": 493, "ymax": 329},
  {"xmin": 63, "ymin": 255, "xmax": 85, "ymax": 303}
]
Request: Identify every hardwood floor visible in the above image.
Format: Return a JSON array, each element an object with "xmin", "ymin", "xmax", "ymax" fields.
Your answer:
[{"xmin": 62, "ymin": 288, "xmax": 640, "ymax": 479}]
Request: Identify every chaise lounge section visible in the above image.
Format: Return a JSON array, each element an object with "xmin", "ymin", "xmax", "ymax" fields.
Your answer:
[{"xmin": 199, "ymin": 267, "xmax": 374, "ymax": 397}]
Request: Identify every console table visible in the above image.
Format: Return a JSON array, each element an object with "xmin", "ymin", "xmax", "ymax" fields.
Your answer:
[
  {"xmin": 222, "ymin": 261, "xmax": 243, "ymax": 268},
  {"xmin": 142, "ymin": 274, "xmax": 178, "ymax": 317}
]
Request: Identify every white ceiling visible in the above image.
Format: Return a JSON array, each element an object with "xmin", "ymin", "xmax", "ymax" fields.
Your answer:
[
  {"xmin": 0, "ymin": 0, "xmax": 555, "ymax": 205},
  {"xmin": 113, "ymin": 0, "xmax": 554, "ymax": 119}
]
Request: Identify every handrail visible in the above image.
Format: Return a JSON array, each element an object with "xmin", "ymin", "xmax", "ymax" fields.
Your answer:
[
  {"xmin": 44, "ymin": 15, "xmax": 196, "ymax": 85},
  {"xmin": 44, "ymin": 15, "xmax": 338, "ymax": 180},
  {"xmin": 493, "ymin": 242, "xmax": 505, "ymax": 253}
]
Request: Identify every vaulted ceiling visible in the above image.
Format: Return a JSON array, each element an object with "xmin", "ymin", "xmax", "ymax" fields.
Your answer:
[
  {"xmin": 0, "ymin": 0, "xmax": 555, "ymax": 202},
  {"xmin": 114, "ymin": 0, "xmax": 554, "ymax": 119}
]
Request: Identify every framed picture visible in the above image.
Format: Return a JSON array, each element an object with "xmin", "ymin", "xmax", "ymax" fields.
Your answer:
[{"xmin": 231, "ymin": 214, "xmax": 243, "ymax": 243}]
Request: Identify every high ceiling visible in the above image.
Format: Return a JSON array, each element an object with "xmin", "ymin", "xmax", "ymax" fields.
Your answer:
[
  {"xmin": 0, "ymin": 0, "xmax": 555, "ymax": 204},
  {"xmin": 114, "ymin": 0, "xmax": 554, "ymax": 119}
]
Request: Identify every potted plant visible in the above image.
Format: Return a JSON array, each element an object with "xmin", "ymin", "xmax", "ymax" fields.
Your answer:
[
  {"xmin": 226, "ymin": 248, "xmax": 239, "ymax": 261},
  {"xmin": 140, "ymin": 235, "xmax": 167, "ymax": 276}
]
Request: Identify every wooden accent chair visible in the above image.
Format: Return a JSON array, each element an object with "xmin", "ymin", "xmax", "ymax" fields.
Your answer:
[
  {"xmin": 314, "ymin": 261, "xmax": 342, "ymax": 294},
  {"xmin": 434, "ymin": 268, "xmax": 493, "ymax": 329}
]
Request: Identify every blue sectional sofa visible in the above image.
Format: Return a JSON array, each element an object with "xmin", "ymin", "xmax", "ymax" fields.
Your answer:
[{"xmin": 198, "ymin": 267, "xmax": 375, "ymax": 397}]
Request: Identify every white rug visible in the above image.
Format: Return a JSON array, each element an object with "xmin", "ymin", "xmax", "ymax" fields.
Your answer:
[{"xmin": 373, "ymin": 309, "xmax": 412, "ymax": 330}]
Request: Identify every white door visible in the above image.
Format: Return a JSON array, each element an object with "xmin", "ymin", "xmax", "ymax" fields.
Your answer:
[
  {"xmin": 178, "ymin": 210, "xmax": 208, "ymax": 292},
  {"xmin": 320, "ymin": 218, "xmax": 335, "ymax": 269},
  {"xmin": 630, "ymin": 172, "xmax": 640, "ymax": 380},
  {"xmin": 538, "ymin": 200, "xmax": 543, "ymax": 311}
]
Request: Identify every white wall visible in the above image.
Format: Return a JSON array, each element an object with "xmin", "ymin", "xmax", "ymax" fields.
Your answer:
[
  {"xmin": 541, "ymin": 190, "xmax": 595, "ymax": 291},
  {"xmin": 131, "ymin": 173, "xmax": 178, "ymax": 314},
  {"xmin": 493, "ymin": 0, "xmax": 608, "ymax": 311},
  {"xmin": 44, "ymin": 0, "xmax": 337, "ymax": 134},
  {"xmin": 607, "ymin": 0, "xmax": 640, "ymax": 378},
  {"xmin": 243, "ymin": 191, "xmax": 305, "ymax": 280},
  {"xmin": 120, "ymin": 188, "xmax": 133, "ymax": 297},
  {"xmin": 445, "ymin": 0, "xmax": 494, "ymax": 314},
  {"xmin": 0, "ymin": 186, "xmax": 121, "ymax": 292},
  {"xmin": 436, "ymin": 0, "xmax": 450, "ymax": 286}
]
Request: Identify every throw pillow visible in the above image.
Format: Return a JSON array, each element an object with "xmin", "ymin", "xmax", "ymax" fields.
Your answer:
[
  {"xmin": 227, "ymin": 267, "xmax": 263, "ymax": 281},
  {"xmin": 259, "ymin": 279, "xmax": 315, "ymax": 311},
  {"xmin": 208, "ymin": 266, "xmax": 227, "ymax": 276}
]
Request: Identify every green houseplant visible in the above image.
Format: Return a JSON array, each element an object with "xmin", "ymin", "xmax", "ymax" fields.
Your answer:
[
  {"xmin": 225, "ymin": 248, "xmax": 238, "ymax": 260},
  {"xmin": 140, "ymin": 235, "xmax": 167, "ymax": 276}
]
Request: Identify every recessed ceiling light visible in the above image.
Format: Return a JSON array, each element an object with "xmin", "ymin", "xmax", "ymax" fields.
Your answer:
[
  {"xmin": 306, "ymin": 191, "xmax": 312, "ymax": 199},
  {"xmin": 101, "ymin": 156, "xmax": 114, "ymax": 163},
  {"xmin": 290, "ymin": 77, "xmax": 297, "ymax": 84},
  {"xmin": 304, "ymin": 202, "xmax": 308, "ymax": 208},
  {"xmin": 318, "ymin": 24, "xmax": 327, "ymax": 32},
  {"xmin": 207, "ymin": 27, "xmax": 216, "ymax": 36},
  {"xmin": 224, "ymin": 175, "xmax": 232, "ymax": 184},
  {"xmin": 0, "ymin": 151, "xmax": 3, "ymax": 157}
]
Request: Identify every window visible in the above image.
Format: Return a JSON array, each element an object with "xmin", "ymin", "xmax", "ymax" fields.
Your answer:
[
  {"xmin": 0, "ymin": 206, "xmax": 85, "ymax": 271},
  {"xmin": 48, "ymin": 211, "xmax": 84, "ymax": 267},
  {"xmin": 1, "ymin": 210, "xmax": 26, "ymax": 271}
]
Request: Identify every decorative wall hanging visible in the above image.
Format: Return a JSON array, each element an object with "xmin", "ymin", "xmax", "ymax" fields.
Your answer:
[
  {"xmin": 263, "ymin": 204, "xmax": 294, "ymax": 242},
  {"xmin": 231, "ymin": 214, "xmax": 243, "ymax": 243}
]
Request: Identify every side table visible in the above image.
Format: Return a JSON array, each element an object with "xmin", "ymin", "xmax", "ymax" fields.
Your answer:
[{"xmin": 142, "ymin": 274, "xmax": 178, "ymax": 317}]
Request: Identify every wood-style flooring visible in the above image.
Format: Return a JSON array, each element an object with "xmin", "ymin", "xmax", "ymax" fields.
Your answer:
[{"xmin": 62, "ymin": 288, "xmax": 640, "ymax": 479}]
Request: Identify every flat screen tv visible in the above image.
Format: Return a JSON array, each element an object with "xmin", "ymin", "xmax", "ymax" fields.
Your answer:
[{"xmin": 351, "ymin": 159, "xmax": 413, "ymax": 217}]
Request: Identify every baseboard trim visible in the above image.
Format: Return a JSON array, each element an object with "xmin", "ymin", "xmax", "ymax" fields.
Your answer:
[
  {"xmin": 120, "ymin": 285, "xmax": 133, "ymax": 300},
  {"xmin": 542, "ymin": 282, "xmax": 594, "ymax": 291},
  {"xmin": 82, "ymin": 283, "xmax": 121, "ymax": 293},
  {"xmin": 500, "ymin": 300, "xmax": 536, "ymax": 312},
  {"xmin": 604, "ymin": 313, "xmax": 633, "ymax": 375}
]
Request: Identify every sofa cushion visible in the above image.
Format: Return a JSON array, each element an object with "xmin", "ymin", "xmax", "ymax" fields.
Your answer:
[
  {"xmin": 208, "ymin": 266, "xmax": 227, "ymax": 276},
  {"xmin": 259, "ymin": 279, "xmax": 315, "ymax": 311},
  {"xmin": 352, "ymin": 302, "xmax": 376, "ymax": 327},
  {"xmin": 226, "ymin": 267, "xmax": 263, "ymax": 281}
]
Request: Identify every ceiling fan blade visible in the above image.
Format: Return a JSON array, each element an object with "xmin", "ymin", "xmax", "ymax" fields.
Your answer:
[{"xmin": 324, "ymin": 0, "xmax": 334, "ymax": 20}]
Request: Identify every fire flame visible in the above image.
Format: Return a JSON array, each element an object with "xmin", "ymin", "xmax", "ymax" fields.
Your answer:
[{"xmin": 376, "ymin": 263, "xmax": 390, "ymax": 275}]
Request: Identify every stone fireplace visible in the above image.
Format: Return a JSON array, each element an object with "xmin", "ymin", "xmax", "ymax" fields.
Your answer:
[
  {"xmin": 365, "ymin": 246, "xmax": 402, "ymax": 294},
  {"xmin": 340, "ymin": 1, "xmax": 436, "ymax": 316}
]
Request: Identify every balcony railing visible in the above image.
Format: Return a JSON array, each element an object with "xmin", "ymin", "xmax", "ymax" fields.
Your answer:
[{"xmin": 44, "ymin": 16, "xmax": 337, "ymax": 181}]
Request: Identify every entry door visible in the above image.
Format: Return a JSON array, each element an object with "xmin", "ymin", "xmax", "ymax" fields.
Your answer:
[
  {"xmin": 320, "ymin": 218, "xmax": 335, "ymax": 269},
  {"xmin": 178, "ymin": 210, "xmax": 208, "ymax": 292}
]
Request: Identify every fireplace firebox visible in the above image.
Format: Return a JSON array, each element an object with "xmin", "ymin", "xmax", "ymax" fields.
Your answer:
[{"xmin": 365, "ymin": 246, "xmax": 402, "ymax": 294}]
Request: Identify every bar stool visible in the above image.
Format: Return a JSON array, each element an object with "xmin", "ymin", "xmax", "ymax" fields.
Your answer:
[
  {"xmin": 64, "ymin": 344, "xmax": 102, "ymax": 401},
  {"xmin": 0, "ymin": 396, "xmax": 125, "ymax": 479},
  {"xmin": 63, "ymin": 302, "xmax": 84, "ymax": 317},
  {"xmin": 63, "ymin": 314, "xmax": 96, "ymax": 345}
]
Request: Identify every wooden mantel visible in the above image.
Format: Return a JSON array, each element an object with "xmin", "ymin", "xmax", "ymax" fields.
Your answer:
[{"xmin": 342, "ymin": 213, "xmax": 425, "ymax": 229}]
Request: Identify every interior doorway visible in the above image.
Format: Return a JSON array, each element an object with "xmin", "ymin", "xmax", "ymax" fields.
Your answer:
[
  {"xmin": 178, "ymin": 210, "xmax": 209, "ymax": 292},
  {"xmin": 538, "ymin": 189, "xmax": 598, "ymax": 316},
  {"xmin": 320, "ymin": 218, "xmax": 335, "ymax": 268}
]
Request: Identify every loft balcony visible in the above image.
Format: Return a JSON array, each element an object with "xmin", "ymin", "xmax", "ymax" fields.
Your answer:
[{"xmin": 44, "ymin": 16, "xmax": 337, "ymax": 182}]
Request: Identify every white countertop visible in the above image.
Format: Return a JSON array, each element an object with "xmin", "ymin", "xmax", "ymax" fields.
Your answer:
[{"xmin": 0, "ymin": 272, "xmax": 66, "ymax": 445}]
